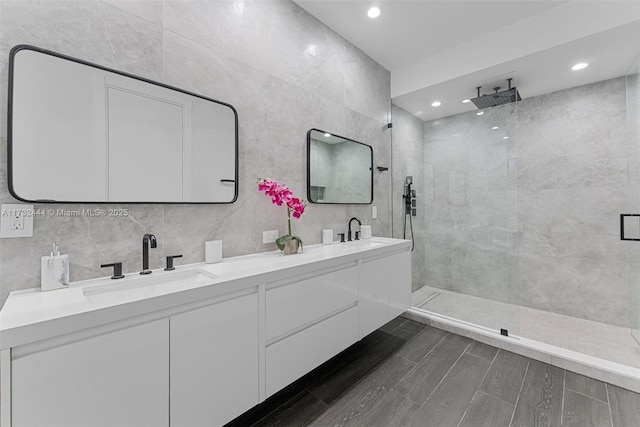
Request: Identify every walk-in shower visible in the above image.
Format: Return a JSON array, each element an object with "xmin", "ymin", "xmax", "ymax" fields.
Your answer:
[{"xmin": 392, "ymin": 58, "xmax": 640, "ymax": 392}]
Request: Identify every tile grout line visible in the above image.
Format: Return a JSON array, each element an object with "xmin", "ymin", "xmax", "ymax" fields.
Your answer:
[
  {"xmin": 478, "ymin": 389, "xmax": 518, "ymax": 409},
  {"xmin": 605, "ymin": 383, "xmax": 615, "ymax": 427},
  {"xmin": 306, "ymin": 327, "xmax": 418, "ymax": 409},
  {"xmin": 305, "ymin": 325, "xmax": 422, "ymax": 425},
  {"xmin": 418, "ymin": 339, "xmax": 473, "ymax": 408},
  {"xmin": 391, "ymin": 331, "xmax": 450, "ymax": 401},
  {"xmin": 395, "ymin": 323, "xmax": 428, "ymax": 345},
  {"xmin": 249, "ymin": 391, "xmax": 307, "ymax": 427},
  {"xmin": 408, "ymin": 329, "xmax": 448, "ymax": 365},
  {"xmin": 302, "ymin": 397, "xmax": 329, "ymax": 427},
  {"xmin": 304, "ymin": 352, "xmax": 416, "ymax": 427},
  {"xmin": 561, "ymin": 368, "xmax": 566, "ymax": 425},
  {"xmin": 455, "ymin": 348, "xmax": 501, "ymax": 427},
  {"xmin": 508, "ymin": 359, "xmax": 531, "ymax": 427},
  {"xmin": 388, "ymin": 319, "xmax": 408, "ymax": 335},
  {"xmin": 564, "ymin": 387, "xmax": 610, "ymax": 403}
]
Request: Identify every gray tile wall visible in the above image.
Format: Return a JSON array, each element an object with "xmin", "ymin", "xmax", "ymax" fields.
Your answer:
[
  {"xmin": 391, "ymin": 106, "xmax": 425, "ymax": 291},
  {"xmin": 394, "ymin": 77, "xmax": 640, "ymax": 329},
  {"xmin": 0, "ymin": 0, "xmax": 392, "ymax": 306},
  {"xmin": 517, "ymin": 77, "xmax": 636, "ymax": 328}
]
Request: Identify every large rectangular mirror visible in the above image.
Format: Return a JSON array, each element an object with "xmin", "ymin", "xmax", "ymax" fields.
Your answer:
[
  {"xmin": 307, "ymin": 129, "xmax": 373, "ymax": 204},
  {"xmin": 8, "ymin": 45, "xmax": 238, "ymax": 203}
]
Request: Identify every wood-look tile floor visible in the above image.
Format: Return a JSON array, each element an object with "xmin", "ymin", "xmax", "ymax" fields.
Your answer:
[{"xmin": 227, "ymin": 317, "xmax": 640, "ymax": 427}]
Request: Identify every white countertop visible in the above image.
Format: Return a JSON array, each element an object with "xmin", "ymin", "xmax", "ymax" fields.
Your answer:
[{"xmin": 0, "ymin": 237, "xmax": 410, "ymax": 349}]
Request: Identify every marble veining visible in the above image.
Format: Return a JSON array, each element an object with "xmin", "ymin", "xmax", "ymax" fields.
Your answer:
[
  {"xmin": 0, "ymin": 0, "xmax": 392, "ymax": 306},
  {"xmin": 391, "ymin": 106, "xmax": 426, "ymax": 291},
  {"xmin": 393, "ymin": 76, "xmax": 639, "ymax": 329}
]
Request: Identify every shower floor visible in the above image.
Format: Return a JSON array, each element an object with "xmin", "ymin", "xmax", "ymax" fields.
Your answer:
[{"xmin": 412, "ymin": 285, "xmax": 640, "ymax": 370}]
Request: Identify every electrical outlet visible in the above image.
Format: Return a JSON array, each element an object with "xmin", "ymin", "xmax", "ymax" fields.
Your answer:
[
  {"xmin": 263, "ymin": 230, "xmax": 279, "ymax": 244},
  {"xmin": 372, "ymin": 206, "xmax": 377, "ymax": 219},
  {"xmin": 0, "ymin": 204, "xmax": 34, "ymax": 238},
  {"xmin": 11, "ymin": 213, "xmax": 24, "ymax": 230}
]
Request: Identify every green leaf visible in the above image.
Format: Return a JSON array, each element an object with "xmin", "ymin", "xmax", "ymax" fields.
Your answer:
[{"xmin": 275, "ymin": 235, "xmax": 293, "ymax": 250}]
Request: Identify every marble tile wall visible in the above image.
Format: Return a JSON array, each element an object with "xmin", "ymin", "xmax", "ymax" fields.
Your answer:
[
  {"xmin": 517, "ymin": 77, "xmax": 637, "ymax": 328},
  {"xmin": 390, "ymin": 106, "xmax": 426, "ymax": 291},
  {"xmin": 0, "ymin": 0, "xmax": 392, "ymax": 306},
  {"xmin": 394, "ymin": 76, "xmax": 640, "ymax": 329}
]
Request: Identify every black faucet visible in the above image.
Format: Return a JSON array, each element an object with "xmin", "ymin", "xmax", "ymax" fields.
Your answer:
[
  {"xmin": 140, "ymin": 233, "xmax": 157, "ymax": 275},
  {"xmin": 348, "ymin": 217, "xmax": 361, "ymax": 241}
]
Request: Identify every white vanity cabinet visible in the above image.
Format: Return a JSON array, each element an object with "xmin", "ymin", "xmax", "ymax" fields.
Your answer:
[
  {"xmin": 264, "ymin": 266, "xmax": 359, "ymax": 396},
  {"xmin": 170, "ymin": 291, "xmax": 260, "ymax": 427},
  {"xmin": 359, "ymin": 251, "xmax": 412, "ymax": 339},
  {"xmin": 0, "ymin": 237, "xmax": 411, "ymax": 427},
  {"xmin": 388, "ymin": 252, "xmax": 412, "ymax": 318},
  {"xmin": 11, "ymin": 319, "xmax": 169, "ymax": 427}
]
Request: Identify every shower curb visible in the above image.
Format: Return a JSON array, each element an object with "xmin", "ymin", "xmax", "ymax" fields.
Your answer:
[{"xmin": 404, "ymin": 308, "xmax": 640, "ymax": 394}]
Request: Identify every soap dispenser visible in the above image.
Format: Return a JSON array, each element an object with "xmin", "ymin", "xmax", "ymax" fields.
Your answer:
[
  {"xmin": 361, "ymin": 220, "xmax": 372, "ymax": 239},
  {"xmin": 41, "ymin": 242, "xmax": 69, "ymax": 291}
]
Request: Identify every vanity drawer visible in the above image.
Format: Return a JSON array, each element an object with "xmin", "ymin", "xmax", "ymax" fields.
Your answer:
[
  {"xmin": 265, "ymin": 306, "xmax": 358, "ymax": 397},
  {"xmin": 265, "ymin": 265, "xmax": 358, "ymax": 341}
]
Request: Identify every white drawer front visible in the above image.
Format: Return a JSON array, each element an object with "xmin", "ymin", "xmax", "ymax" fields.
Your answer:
[
  {"xmin": 266, "ymin": 266, "xmax": 357, "ymax": 341},
  {"xmin": 265, "ymin": 306, "xmax": 358, "ymax": 397}
]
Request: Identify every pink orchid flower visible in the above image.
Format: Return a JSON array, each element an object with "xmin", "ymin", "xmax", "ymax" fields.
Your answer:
[{"xmin": 257, "ymin": 178, "xmax": 308, "ymax": 239}]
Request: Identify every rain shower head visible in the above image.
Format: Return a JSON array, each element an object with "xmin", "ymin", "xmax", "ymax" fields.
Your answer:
[{"xmin": 471, "ymin": 78, "xmax": 522, "ymax": 109}]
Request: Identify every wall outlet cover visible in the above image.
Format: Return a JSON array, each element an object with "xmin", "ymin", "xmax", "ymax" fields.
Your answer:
[
  {"xmin": 262, "ymin": 230, "xmax": 279, "ymax": 244},
  {"xmin": 1, "ymin": 204, "xmax": 34, "ymax": 238}
]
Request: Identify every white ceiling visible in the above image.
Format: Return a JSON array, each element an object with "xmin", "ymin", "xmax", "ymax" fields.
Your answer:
[{"xmin": 293, "ymin": 0, "xmax": 640, "ymax": 122}]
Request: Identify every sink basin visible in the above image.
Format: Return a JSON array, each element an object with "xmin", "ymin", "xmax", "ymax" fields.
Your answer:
[
  {"xmin": 83, "ymin": 269, "xmax": 219, "ymax": 296},
  {"xmin": 348, "ymin": 239, "xmax": 385, "ymax": 247}
]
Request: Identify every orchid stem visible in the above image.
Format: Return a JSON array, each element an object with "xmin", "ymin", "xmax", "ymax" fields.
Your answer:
[{"xmin": 287, "ymin": 208, "xmax": 292, "ymax": 236}]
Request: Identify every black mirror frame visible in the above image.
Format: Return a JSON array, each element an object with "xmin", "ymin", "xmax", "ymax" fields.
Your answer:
[
  {"xmin": 7, "ymin": 44, "xmax": 239, "ymax": 204},
  {"xmin": 306, "ymin": 128, "xmax": 374, "ymax": 205}
]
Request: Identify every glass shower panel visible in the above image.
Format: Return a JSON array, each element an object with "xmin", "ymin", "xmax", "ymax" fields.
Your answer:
[
  {"xmin": 627, "ymin": 56, "xmax": 640, "ymax": 352},
  {"xmin": 393, "ymin": 74, "xmax": 520, "ymax": 337},
  {"xmin": 510, "ymin": 59, "xmax": 640, "ymax": 371}
]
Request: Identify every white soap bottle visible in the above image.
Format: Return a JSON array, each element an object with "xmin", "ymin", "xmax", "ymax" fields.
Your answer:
[
  {"xmin": 41, "ymin": 242, "xmax": 69, "ymax": 291},
  {"xmin": 361, "ymin": 221, "xmax": 372, "ymax": 239}
]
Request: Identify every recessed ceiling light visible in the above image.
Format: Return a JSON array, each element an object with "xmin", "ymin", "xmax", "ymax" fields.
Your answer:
[
  {"xmin": 571, "ymin": 62, "xmax": 588, "ymax": 71},
  {"xmin": 324, "ymin": 133, "xmax": 331, "ymax": 137},
  {"xmin": 431, "ymin": 101, "xmax": 441, "ymax": 107},
  {"xmin": 503, "ymin": 136, "xmax": 509, "ymax": 140},
  {"xmin": 492, "ymin": 126, "xmax": 499, "ymax": 130},
  {"xmin": 476, "ymin": 111, "xmax": 484, "ymax": 116},
  {"xmin": 462, "ymin": 99, "xmax": 471, "ymax": 104},
  {"xmin": 367, "ymin": 6, "xmax": 381, "ymax": 18}
]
